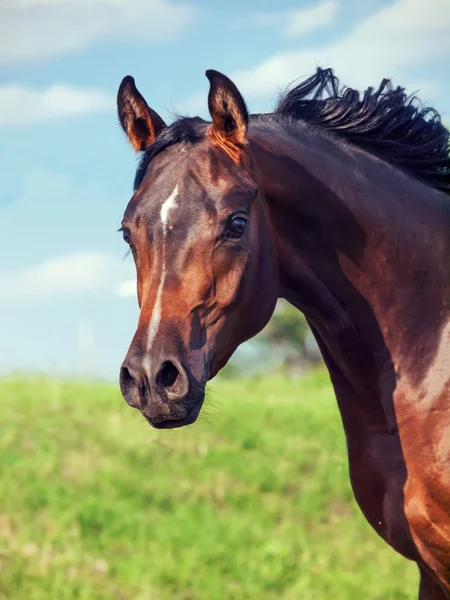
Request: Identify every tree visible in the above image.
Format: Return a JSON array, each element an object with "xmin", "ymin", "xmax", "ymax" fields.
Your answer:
[{"xmin": 257, "ymin": 299, "xmax": 322, "ymax": 372}]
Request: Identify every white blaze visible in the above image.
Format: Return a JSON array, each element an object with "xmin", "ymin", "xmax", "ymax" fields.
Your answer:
[{"xmin": 147, "ymin": 185, "xmax": 179, "ymax": 349}]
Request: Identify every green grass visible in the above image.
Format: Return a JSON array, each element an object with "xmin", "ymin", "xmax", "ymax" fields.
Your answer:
[{"xmin": 0, "ymin": 370, "xmax": 417, "ymax": 599}]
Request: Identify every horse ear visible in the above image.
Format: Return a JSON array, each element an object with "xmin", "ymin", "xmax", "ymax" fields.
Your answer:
[
  {"xmin": 205, "ymin": 69, "xmax": 249, "ymax": 162},
  {"xmin": 117, "ymin": 76, "xmax": 166, "ymax": 152}
]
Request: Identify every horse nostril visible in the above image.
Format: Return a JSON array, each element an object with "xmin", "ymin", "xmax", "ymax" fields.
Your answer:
[
  {"xmin": 119, "ymin": 364, "xmax": 140, "ymax": 407},
  {"xmin": 157, "ymin": 361, "xmax": 179, "ymax": 388},
  {"xmin": 120, "ymin": 365, "xmax": 134, "ymax": 389}
]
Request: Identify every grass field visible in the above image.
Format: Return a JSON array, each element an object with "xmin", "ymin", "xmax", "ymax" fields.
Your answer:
[{"xmin": 0, "ymin": 370, "xmax": 418, "ymax": 599}]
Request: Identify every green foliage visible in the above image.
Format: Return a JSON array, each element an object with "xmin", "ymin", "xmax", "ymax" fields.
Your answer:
[
  {"xmin": 258, "ymin": 300, "xmax": 321, "ymax": 370},
  {"xmin": 0, "ymin": 373, "xmax": 417, "ymax": 599},
  {"xmin": 263, "ymin": 300, "xmax": 310, "ymax": 347}
]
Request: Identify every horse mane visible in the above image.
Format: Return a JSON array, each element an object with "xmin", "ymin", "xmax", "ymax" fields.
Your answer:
[
  {"xmin": 134, "ymin": 117, "xmax": 205, "ymax": 190},
  {"xmin": 134, "ymin": 68, "xmax": 450, "ymax": 196},
  {"xmin": 274, "ymin": 68, "xmax": 450, "ymax": 195}
]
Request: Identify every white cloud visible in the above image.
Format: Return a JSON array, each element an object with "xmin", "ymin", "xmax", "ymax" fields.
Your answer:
[
  {"xmin": 284, "ymin": 1, "xmax": 338, "ymax": 38},
  {"xmin": 113, "ymin": 279, "xmax": 137, "ymax": 298},
  {"xmin": 228, "ymin": 0, "xmax": 450, "ymax": 104},
  {"xmin": 0, "ymin": 0, "xmax": 200, "ymax": 64},
  {"xmin": 0, "ymin": 252, "xmax": 126, "ymax": 300},
  {"xmin": 406, "ymin": 80, "xmax": 443, "ymax": 102},
  {"xmin": 0, "ymin": 84, "xmax": 112, "ymax": 127},
  {"xmin": 174, "ymin": 91, "xmax": 206, "ymax": 117},
  {"xmin": 231, "ymin": 1, "xmax": 338, "ymax": 38}
]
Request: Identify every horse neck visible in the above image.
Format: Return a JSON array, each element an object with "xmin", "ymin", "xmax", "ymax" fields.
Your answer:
[{"xmin": 249, "ymin": 123, "xmax": 450, "ymax": 400}]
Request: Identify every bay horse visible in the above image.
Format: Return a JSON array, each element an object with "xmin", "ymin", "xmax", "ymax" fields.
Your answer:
[{"xmin": 116, "ymin": 67, "xmax": 450, "ymax": 597}]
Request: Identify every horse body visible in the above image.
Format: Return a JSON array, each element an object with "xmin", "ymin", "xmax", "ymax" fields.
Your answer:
[
  {"xmin": 116, "ymin": 67, "xmax": 450, "ymax": 596},
  {"xmin": 249, "ymin": 121, "xmax": 450, "ymax": 595},
  {"xmin": 249, "ymin": 120, "xmax": 450, "ymax": 590}
]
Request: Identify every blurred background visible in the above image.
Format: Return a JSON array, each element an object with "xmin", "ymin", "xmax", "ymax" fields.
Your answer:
[{"xmin": 0, "ymin": 0, "xmax": 449, "ymax": 598}]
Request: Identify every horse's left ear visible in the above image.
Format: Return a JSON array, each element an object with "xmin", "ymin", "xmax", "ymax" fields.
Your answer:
[
  {"xmin": 205, "ymin": 69, "xmax": 249, "ymax": 162},
  {"xmin": 117, "ymin": 75, "xmax": 166, "ymax": 152}
]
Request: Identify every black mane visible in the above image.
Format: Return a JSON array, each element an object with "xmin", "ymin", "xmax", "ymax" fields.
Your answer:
[
  {"xmin": 134, "ymin": 116, "xmax": 205, "ymax": 190},
  {"xmin": 275, "ymin": 68, "xmax": 450, "ymax": 195},
  {"xmin": 134, "ymin": 68, "xmax": 450, "ymax": 195}
]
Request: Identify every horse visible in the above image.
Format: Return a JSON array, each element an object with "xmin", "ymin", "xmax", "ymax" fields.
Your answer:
[{"xmin": 116, "ymin": 66, "xmax": 450, "ymax": 597}]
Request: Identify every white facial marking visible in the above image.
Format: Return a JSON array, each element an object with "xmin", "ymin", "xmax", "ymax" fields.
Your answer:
[
  {"xmin": 160, "ymin": 185, "xmax": 179, "ymax": 226},
  {"xmin": 147, "ymin": 185, "xmax": 179, "ymax": 349}
]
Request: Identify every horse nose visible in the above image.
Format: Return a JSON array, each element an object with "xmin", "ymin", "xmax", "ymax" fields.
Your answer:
[
  {"xmin": 119, "ymin": 354, "xmax": 143, "ymax": 408},
  {"xmin": 153, "ymin": 358, "xmax": 189, "ymax": 401},
  {"xmin": 119, "ymin": 354, "xmax": 189, "ymax": 407}
]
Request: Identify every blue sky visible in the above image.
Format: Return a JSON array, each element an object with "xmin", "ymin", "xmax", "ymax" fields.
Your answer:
[{"xmin": 0, "ymin": 0, "xmax": 449, "ymax": 380}]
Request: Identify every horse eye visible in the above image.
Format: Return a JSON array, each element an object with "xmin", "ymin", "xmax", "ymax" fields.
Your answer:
[
  {"xmin": 122, "ymin": 229, "xmax": 131, "ymax": 245},
  {"xmin": 227, "ymin": 215, "xmax": 247, "ymax": 239}
]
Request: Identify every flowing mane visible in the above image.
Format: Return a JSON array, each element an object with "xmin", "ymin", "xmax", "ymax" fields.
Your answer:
[
  {"xmin": 133, "ymin": 68, "xmax": 450, "ymax": 196},
  {"xmin": 275, "ymin": 68, "xmax": 450, "ymax": 195}
]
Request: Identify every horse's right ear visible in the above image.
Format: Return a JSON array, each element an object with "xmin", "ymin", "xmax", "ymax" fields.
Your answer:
[{"xmin": 117, "ymin": 76, "xmax": 166, "ymax": 152}]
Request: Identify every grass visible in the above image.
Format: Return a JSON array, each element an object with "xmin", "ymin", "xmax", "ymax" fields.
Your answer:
[{"xmin": 0, "ymin": 370, "xmax": 418, "ymax": 599}]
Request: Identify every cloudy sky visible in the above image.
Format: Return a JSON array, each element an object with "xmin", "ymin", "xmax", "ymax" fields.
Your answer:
[{"xmin": 0, "ymin": 0, "xmax": 449, "ymax": 380}]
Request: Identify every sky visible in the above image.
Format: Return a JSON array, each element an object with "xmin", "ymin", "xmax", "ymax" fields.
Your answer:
[{"xmin": 0, "ymin": 0, "xmax": 449, "ymax": 381}]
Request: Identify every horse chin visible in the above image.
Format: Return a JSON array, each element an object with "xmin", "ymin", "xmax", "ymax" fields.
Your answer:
[
  {"xmin": 144, "ymin": 393, "xmax": 205, "ymax": 429},
  {"xmin": 148, "ymin": 404, "xmax": 203, "ymax": 429}
]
